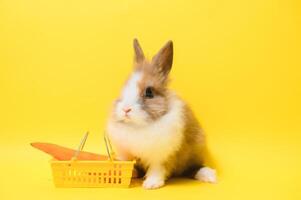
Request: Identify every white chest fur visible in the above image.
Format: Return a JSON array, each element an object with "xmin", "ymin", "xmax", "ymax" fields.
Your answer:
[{"xmin": 107, "ymin": 97, "xmax": 185, "ymax": 166}]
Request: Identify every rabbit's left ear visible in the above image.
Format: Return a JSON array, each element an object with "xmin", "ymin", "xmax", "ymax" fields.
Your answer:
[
  {"xmin": 152, "ymin": 40, "xmax": 173, "ymax": 76},
  {"xmin": 133, "ymin": 38, "xmax": 145, "ymax": 63}
]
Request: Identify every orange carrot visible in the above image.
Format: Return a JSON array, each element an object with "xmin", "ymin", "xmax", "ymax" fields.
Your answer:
[
  {"xmin": 30, "ymin": 142, "xmax": 108, "ymax": 161},
  {"xmin": 31, "ymin": 142, "xmax": 139, "ymax": 178}
]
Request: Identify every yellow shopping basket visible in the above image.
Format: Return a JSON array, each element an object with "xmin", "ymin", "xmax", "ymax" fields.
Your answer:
[{"xmin": 50, "ymin": 132, "xmax": 135, "ymax": 188}]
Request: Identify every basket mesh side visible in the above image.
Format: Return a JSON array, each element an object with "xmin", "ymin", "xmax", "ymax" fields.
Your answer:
[{"xmin": 51, "ymin": 161, "xmax": 134, "ymax": 188}]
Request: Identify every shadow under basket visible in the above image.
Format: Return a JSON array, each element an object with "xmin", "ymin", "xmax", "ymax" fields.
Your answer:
[{"xmin": 50, "ymin": 159, "xmax": 135, "ymax": 188}]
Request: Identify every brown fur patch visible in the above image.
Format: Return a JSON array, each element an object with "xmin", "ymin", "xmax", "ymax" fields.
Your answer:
[
  {"xmin": 131, "ymin": 40, "xmax": 173, "ymax": 121},
  {"xmin": 136, "ymin": 60, "xmax": 170, "ymax": 120},
  {"xmin": 162, "ymin": 103, "xmax": 206, "ymax": 178}
]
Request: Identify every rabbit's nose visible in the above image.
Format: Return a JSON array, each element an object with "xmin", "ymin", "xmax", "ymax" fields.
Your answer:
[{"xmin": 122, "ymin": 107, "xmax": 132, "ymax": 114}]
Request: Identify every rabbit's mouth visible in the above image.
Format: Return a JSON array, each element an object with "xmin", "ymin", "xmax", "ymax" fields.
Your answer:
[
  {"xmin": 115, "ymin": 114, "xmax": 152, "ymax": 127},
  {"xmin": 123, "ymin": 115, "xmax": 131, "ymax": 121},
  {"xmin": 116, "ymin": 114, "xmax": 133, "ymax": 123}
]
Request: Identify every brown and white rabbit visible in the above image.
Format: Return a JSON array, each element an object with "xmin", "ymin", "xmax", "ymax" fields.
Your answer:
[{"xmin": 106, "ymin": 39, "xmax": 216, "ymax": 189}]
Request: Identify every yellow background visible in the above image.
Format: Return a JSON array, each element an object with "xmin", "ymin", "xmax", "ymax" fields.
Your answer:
[{"xmin": 0, "ymin": 0, "xmax": 300, "ymax": 199}]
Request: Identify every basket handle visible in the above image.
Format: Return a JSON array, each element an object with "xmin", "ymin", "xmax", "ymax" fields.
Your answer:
[
  {"xmin": 71, "ymin": 131, "xmax": 116, "ymax": 161},
  {"xmin": 104, "ymin": 132, "xmax": 115, "ymax": 161},
  {"xmin": 71, "ymin": 131, "xmax": 89, "ymax": 161}
]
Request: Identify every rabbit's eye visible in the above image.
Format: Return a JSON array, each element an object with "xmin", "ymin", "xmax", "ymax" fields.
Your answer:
[{"xmin": 145, "ymin": 87, "xmax": 154, "ymax": 98}]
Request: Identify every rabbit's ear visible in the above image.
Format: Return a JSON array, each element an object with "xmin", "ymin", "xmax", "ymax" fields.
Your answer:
[
  {"xmin": 152, "ymin": 40, "xmax": 173, "ymax": 76},
  {"xmin": 133, "ymin": 38, "xmax": 145, "ymax": 63}
]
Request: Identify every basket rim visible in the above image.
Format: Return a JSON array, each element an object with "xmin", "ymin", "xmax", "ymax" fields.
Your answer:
[{"xmin": 49, "ymin": 159, "xmax": 136, "ymax": 164}]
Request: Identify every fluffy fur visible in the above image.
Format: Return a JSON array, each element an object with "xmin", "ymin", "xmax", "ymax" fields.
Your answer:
[{"xmin": 107, "ymin": 39, "xmax": 216, "ymax": 189}]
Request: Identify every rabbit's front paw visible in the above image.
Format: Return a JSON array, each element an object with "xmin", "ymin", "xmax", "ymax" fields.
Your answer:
[{"xmin": 143, "ymin": 176, "xmax": 165, "ymax": 189}]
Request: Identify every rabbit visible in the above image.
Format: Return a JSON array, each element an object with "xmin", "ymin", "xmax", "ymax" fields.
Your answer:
[{"xmin": 106, "ymin": 39, "xmax": 217, "ymax": 189}]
